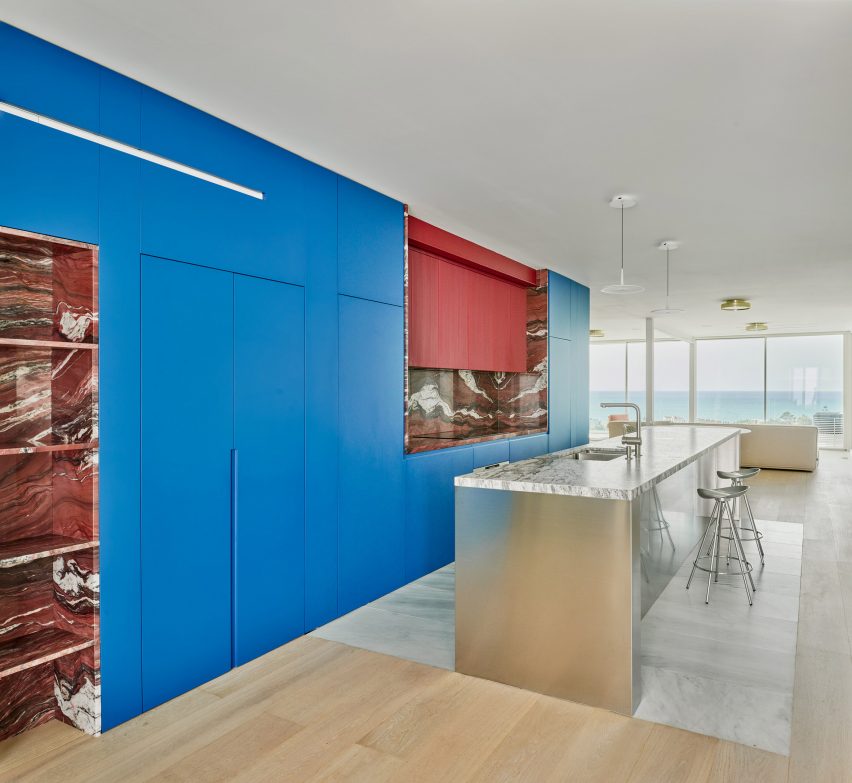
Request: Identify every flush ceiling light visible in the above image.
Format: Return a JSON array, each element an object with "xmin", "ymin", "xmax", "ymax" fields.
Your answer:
[
  {"xmin": 601, "ymin": 194, "xmax": 644, "ymax": 295},
  {"xmin": 721, "ymin": 298, "xmax": 751, "ymax": 311},
  {"xmin": 651, "ymin": 241, "xmax": 685, "ymax": 316},
  {"xmin": 589, "ymin": 329, "xmax": 605, "ymax": 338},
  {"xmin": 746, "ymin": 322, "xmax": 768, "ymax": 332}
]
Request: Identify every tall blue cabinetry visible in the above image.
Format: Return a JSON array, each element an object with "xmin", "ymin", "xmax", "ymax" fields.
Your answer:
[
  {"xmin": 548, "ymin": 271, "xmax": 590, "ymax": 451},
  {"xmin": 140, "ymin": 256, "xmax": 305, "ymax": 709}
]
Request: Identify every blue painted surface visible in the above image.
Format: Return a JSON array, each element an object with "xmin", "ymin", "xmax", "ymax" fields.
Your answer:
[
  {"xmin": 140, "ymin": 256, "xmax": 234, "ymax": 710},
  {"xmin": 233, "ymin": 276, "xmax": 306, "ymax": 664},
  {"xmin": 472, "ymin": 439, "xmax": 511, "ymax": 468},
  {"xmin": 570, "ymin": 282, "xmax": 591, "ymax": 445},
  {"xmin": 304, "ymin": 176, "xmax": 341, "ymax": 631},
  {"xmin": 547, "ymin": 270, "xmax": 573, "ymax": 341},
  {"xmin": 97, "ymin": 145, "xmax": 143, "ymax": 728},
  {"xmin": 404, "ymin": 447, "xmax": 473, "ymax": 580},
  {"xmin": 0, "ymin": 115, "xmax": 99, "ymax": 243},
  {"xmin": 509, "ymin": 433, "xmax": 549, "ymax": 462},
  {"xmin": 0, "ymin": 21, "xmax": 590, "ymax": 732},
  {"xmin": 337, "ymin": 177, "xmax": 404, "ymax": 306},
  {"xmin": 549, "ymin": 337, "xmax": 574, "ymax": 452},
  {"xmin": 338, "ymin": 295, "xmax": 405, "ymax": 613}
]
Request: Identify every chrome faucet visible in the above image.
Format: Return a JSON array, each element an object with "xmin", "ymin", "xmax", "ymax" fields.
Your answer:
[{"xmin": 600, "ymin": 402, "xmax": 642, "ymax": 461}]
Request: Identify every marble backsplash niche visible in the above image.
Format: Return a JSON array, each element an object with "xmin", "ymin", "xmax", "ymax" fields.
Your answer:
[{"xmin": 405, "ymin": 271, "xmax": 548, "ymax": 454}]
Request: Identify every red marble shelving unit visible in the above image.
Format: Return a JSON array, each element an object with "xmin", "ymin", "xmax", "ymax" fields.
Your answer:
[{"xmin": 0, "ymin": 225, "xmax": 100, "ymax": 742}]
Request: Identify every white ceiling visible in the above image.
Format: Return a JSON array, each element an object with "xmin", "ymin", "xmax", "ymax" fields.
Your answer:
[{"xmin": 3, "ymin": 0, "xmax": 852, "ymax": 340}]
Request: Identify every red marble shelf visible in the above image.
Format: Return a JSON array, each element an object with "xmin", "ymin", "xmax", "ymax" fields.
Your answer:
[
  {"xmin": 0, "ymin": 441, "xmax": 98, "ymax": 457},
  {"xmin": 0, "ymin": 535, "xmax": 97, "ymax": 569},
  {"xmin": 0, "ymin": 338, "xmax": 98, "ymax": 350},
  {"xmin": 0, "ymin": 628, "xmax": 94, "ymax": 680}
]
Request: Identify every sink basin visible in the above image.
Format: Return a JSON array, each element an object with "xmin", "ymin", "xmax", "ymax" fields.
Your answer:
[{"xmin": 567, "ymin": 447, "xmax": 627, "ymax": 462}]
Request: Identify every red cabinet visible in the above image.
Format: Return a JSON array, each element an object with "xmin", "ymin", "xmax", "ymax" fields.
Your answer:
[{"xmin": 408, "ymin": 247, "xmax": 528, "ymax": 372}]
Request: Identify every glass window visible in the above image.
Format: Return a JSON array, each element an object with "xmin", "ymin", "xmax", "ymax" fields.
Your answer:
[
  {"xmin": 696, "ymin": 339, "xmax": 765, "ymax": 424},
  {"xmin": 766, "ymin": 335, "xmax": 844, "ymax": 447},
  {"xmin": 626, "ymin": 342, "xmax": 647, "ymax": 417},
  {"xmin": 654, "ymin": 341, "xmax": 690, "ymax": 423},
  {"xmin": 589, "ymin": 343, "xmax": 626, "ymax": 436}
]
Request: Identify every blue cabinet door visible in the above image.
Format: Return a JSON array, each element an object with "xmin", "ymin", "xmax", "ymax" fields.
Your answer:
[
  {"xmin": 549, "ymin": 337, "xmax": 574, "ymax": 452},
  {"xmin": 338, "ymin": 296, "xmax": 405, "ymax": 613},
  {"xmin": 233, "ymin": 275, "xmax": 306, "ymax": 664},
  {"xmin": 405, "ymin": 447, "xmax": 474, "ymax": 581},
  {"xmin": 141, "ymin": 256, "xmax": 234, "ymax": 710}
]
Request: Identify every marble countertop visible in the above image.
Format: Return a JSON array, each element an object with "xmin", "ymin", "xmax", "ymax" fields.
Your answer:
[{"xmin": 454, "ymin": 425, "xmax": 745, "ymax": 500}]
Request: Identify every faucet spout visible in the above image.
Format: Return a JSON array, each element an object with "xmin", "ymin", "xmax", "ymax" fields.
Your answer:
[{"xmin": 600, "ymin": 402, "xmax": 642, "ymax": 459}]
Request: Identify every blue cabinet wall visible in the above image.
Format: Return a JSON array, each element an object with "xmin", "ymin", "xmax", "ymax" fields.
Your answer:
[
  {"xmin": 0, "ymin": 22, "xmax": 589, "ymax": 731},
  {"xmin": 233, "ymin": 276, "xmax": 306, "ymax": 666},
  {"xmin": 548, "ymin": 271, "xmax": 590, "ymax": 451},
  {"xmin": 338, "ymin": 296, "xmax": 406, "ymax": 613},
  {"xmin": 140, "ymin": 257, "xmax": 235, "ymax": 710}
]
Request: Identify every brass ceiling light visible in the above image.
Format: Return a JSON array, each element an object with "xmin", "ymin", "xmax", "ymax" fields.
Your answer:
[
  {"xmin": 745, "ymin": 322, "xmax": 768, "ymax": 332},
  {"xmin": 589, "ymin": 329, "xmax": 605, "ymax": 338},
  {"xmin": 721, "ymin": 298, "xmax": 751, "ymax": 311}
]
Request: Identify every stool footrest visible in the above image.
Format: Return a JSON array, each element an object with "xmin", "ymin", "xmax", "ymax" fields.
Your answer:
[{"xmin": 690, "ymin": 554, "xmax": 754, "ymax": 578}]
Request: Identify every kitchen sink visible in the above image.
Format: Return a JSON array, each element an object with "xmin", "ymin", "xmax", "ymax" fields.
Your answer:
[{"xmin": 566, "ymin": 447, "xmax": 627, "ymax": 461}]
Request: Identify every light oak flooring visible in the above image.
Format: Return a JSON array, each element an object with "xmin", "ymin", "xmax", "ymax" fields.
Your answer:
[{"xmin": 1, "ymin": 452, "xmax": 851, "ymax": 782}]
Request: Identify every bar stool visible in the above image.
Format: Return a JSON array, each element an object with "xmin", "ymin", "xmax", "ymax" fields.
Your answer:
[
  {"xmin": 645, "ymin": 486, "xmax": 674, "ymax": 547},
  {"xmin": 717, "ymin": 468, "xmax": 765, "ymax": 565},
  {"xmin": 687, "ymin": 486, "xmax": 754, "ymax": 605}
]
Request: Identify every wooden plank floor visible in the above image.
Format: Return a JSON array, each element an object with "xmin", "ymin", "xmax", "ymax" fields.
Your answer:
[{"xmin": 1, "ymin": 452, "xmax": 850, "ymax": 782}]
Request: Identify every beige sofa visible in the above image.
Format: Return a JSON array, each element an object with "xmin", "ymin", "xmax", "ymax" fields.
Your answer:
[{"xmin": 651, "ymin": 421, "xmax": 819, "ymax": 471}]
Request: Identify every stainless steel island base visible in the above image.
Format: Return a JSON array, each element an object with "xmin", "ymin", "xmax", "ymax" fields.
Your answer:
[{"xmin": 454, "ymin": 427, "xmax": 740, "ymax": 715}]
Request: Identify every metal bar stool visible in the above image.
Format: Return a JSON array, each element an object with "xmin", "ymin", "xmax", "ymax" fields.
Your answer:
[
  {"xmin": 645, "ymin": 486, "xmax": 674, "ymax": 547},
  {"xmin": 687, "ymin": 486, "xmax": 754, "ymax": 605},
  {"xmin": 717, "ymin": 468, "xmax": 765, "ymax": 564}
]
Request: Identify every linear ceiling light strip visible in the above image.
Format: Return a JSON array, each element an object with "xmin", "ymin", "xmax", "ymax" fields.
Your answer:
[{"xmin": 0, "ymin": 100, "xmax": 264, "ymax": 200}]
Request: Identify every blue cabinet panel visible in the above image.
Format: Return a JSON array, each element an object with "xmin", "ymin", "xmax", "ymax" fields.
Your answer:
[
  {"xmin": 549, "ymin": 337, "xmax": 573, "ymax": 452},
  {"xmin": 547, "ymin": 271, "xmax": 573, "ymax": 340},
  {"xmin": 0, "ymin": 116, "xmax": 98, "ymax": 243},
  {"xmin": 405, "ymin": 448, "xmax": 473, "ymax": 581},
  {"xmin": 305, "ymin": 189, "xmax": 340, "ymax": 630},
  {"xmin": 338, "ymin": 296, "xmax": 405, "ymax": 613},
  {"xmin": 0, "ymin": 23, "xmax": 99, "ymax": 127},
  {"xmin": 472, "ymin": 440, "xmax": 510, "ymax": 468},
  {"xmin": 233, "ymin": 276, "xmax": 306, "ymax": 664},
  {"xmin": 139, "ymin": 88, "xmax": 335, "ymax": 285},
  {"xmin": 570, "ymin": 283, "xmax": 590, "ymax": 446},
  {"xmin": 98, "ymin": 149, "xmax": 142, "ymax": 730},
  {"xmin": 509, "ymin": 434, "xmax": 549, "ymax": 462},
  {"xmin": 141, "ymin": 256, "xmax": 234, "ymax": 710},
  {"xmin": 337, "ymin": 177, "xmax": 404, "ymax": 306}
]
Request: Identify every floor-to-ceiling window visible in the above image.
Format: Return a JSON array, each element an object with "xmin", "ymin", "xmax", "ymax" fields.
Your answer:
[
  {"xmin": 654, "ymin": 340, "xmax": 690, "ymax": 423},
  {"xmin": 589, "ymin": 342, "xmax": 627, "ymax": 437},
  {"xmin": 696, "ymin": 338, "xmax": 766, "ymax": 424},
  {"xmin": 766, "ymin": 335, "xmax": 844, "ymax": 447},
  {"xmin": 590, "ymin": 333, "xmax": 845, "ymax": 448}
]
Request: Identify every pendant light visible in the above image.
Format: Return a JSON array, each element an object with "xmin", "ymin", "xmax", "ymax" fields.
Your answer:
[
  {"xmin": 651, "ymin": 241, "xmax": 684, "ymax": 316},
  {"xmin": 601, "ymin": 194, "xmax": 644, "ymax": 294}
]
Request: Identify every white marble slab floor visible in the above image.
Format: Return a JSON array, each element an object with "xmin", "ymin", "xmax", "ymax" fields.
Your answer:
[{"xmin": 310, "ymin": 517, "xmax": 801, "ymax": 756}]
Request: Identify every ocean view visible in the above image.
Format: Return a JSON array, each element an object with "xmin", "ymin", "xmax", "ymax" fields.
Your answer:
[{"xmin": 590, "ymin": 390, "xmax": 844, "ymax": 433}]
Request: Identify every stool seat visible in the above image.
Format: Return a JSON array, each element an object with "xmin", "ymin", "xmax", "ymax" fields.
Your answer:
[
  {"xmin": 717, "ymin": 468, "xmax": 760, "ymax": 481},
  {"xmin": 697, "ymin": 485, "xmax": 749, "ymax": 501}
]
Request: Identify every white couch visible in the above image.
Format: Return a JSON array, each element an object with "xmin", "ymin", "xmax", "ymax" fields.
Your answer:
[{"xmin": 652, "ymin": 421, "xmax": 819, "ymax": 471}]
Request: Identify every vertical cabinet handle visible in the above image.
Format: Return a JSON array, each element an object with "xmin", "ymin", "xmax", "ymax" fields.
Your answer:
[{"xmin": 230, "ymin": 448, "xmax": 238, "ymax": 666}]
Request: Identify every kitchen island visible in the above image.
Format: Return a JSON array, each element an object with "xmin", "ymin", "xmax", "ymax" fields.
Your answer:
[{"xmin": 453, "ymin": 425, "xmax": 743, "ymax": 714}]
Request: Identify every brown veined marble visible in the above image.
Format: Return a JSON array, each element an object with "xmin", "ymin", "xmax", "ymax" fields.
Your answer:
[
  {"xmin": 0, "ymin": 559, "xmax": 55, "ymax": 644},
  {"xmin": 0, "ymin": 660, "xmax": 55, "ymax": 741}
]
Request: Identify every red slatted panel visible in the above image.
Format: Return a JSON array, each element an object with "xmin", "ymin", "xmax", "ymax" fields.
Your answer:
[{"xmin": 409, "ymin": 248, "xmax": 527, "ymax": 373}]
